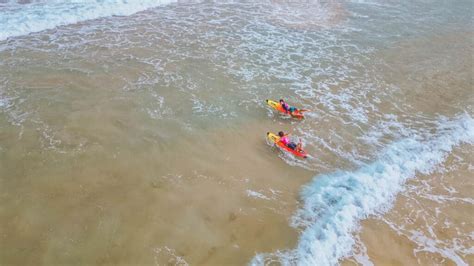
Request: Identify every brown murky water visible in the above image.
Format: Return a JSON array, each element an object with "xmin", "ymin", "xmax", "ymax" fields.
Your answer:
[{"xmin": 0, "ymin": 1, "xmax": 472, "ymax": 265}]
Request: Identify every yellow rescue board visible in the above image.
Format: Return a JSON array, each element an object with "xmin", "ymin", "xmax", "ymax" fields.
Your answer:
[
  {"xmin": 266, "ymin": 132, "xmax": 308, "ymax": 158},
  {"xmin": 265, "ymin": 99, "xmax": 305, "ymax": 119}
]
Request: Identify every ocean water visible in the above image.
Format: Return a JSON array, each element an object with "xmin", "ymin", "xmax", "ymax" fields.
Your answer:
[{"xmin": 0, "ymin": 0, "xmax": 472, "ymax": 265}]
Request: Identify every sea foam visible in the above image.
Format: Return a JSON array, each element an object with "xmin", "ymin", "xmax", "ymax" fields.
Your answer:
[
  {"xmin": 0, "ymin": 0, "xmax": 176, "ymax": 41},
  {"xmin": 251, "ymin": 114, "xmax": 474, "ymax": 266}
]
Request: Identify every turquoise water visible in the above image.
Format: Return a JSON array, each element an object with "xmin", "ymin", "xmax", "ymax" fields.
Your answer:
[{"xmin": 0, "ymin": 0, "xmax": 473, "ymax": 265}]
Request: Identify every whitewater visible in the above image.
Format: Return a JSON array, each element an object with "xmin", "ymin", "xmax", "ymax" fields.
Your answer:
[
  {"xmin": 0, "ymin": 0, "xmax": 472, "ymax": 265},
  {"xmin": 251, "ymin": 114, "xmax": 474, "ymax": 265},
  {"xmin": 0, "ymin": 0, "xmax": 176, "ymax": 41}
]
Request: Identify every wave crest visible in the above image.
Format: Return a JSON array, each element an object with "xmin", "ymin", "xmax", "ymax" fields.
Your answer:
[{"xmin": 251, "ymin": 114, "xmax": 474, "ymax": 265}]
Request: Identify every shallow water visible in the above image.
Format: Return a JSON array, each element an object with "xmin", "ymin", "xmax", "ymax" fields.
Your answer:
[{"xmin": 0, "ymin": 0, "xmax": 473, "ymax": 265}]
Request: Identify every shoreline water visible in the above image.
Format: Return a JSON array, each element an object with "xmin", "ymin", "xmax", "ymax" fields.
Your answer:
[
  {"xmin": 343, "ymin": 143, "xmax": 474, "ymax": 266},
  {"xmin": 1, "ymin": 1, "xmax": 473, "ymax": 265}
]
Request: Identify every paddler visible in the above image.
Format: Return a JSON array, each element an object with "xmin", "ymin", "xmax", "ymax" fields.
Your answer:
[
  {"xmin": 279, "ymin": 99, "xmax": 298, "ymax": 115},
  {"xmin": 278, "ymin": 131, "xmax": 303, "ymax": 152}
]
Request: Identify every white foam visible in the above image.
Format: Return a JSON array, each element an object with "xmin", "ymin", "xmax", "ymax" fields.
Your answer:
[
  {"xmin": 246, "ymin": 190, "xmax": 271, "ymax": 201},
  {"xmin": 382, "ymin": 218, "xmax": 471, "ymax": 266},
  {"xmin": 0, "ymin": 0, "xmax": 176, "ymax": 41},
  {"xmin": 153, "ymin": 246, "xmax": 189, "ymax": 266},
  {"xmin": 251, "ymin": 114, "xmax": 474, "ymax": 265},
  {"xmin": 0, "ymin": 97, "xmax": 9, "ymax": 108},
  {"xmin": 350, "ymin": 234, "xmax": 374, "ymax": 266}
]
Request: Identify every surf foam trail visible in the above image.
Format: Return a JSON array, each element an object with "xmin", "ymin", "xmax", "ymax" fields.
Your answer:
[
  {"xmin": 0, "ymin": 0, "xmax": 176, "ymax": 41},
  {"xmin": 251, "ymin": 114, "xmax": 474, "ymax": 266}
]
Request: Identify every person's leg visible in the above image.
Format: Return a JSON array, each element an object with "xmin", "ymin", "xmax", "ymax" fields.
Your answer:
[
  {"xmin": 288, "ymin": 142, "xmax": 297, "ymax": 150},
  {"xmin": 296, "ymin": 142, "xmax": 302, "ymax": 151}
]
